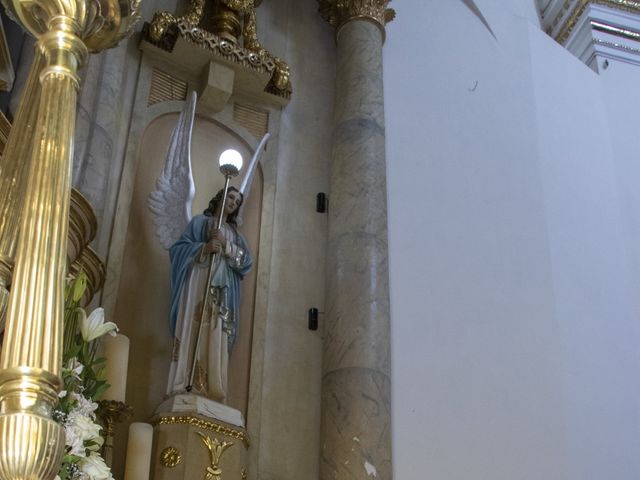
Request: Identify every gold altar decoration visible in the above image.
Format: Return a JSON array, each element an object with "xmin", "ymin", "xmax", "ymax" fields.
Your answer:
[
  {"xmin": 160, "ymin": 447, "xmax": 183, "ymax": 468},
  {"xmin": 69, "ymin": 247, "xmax": 106, "ymax": 307},
  {"xmin": 0, "ymin": 51, "xmax": 44, "ymax": 331},
  {"xmin": 317, "ymin": 0, "xmax": 396, "ymax": 38},
  {"xmin": 0, "ymin": 0, "xmax": 139, "ymax": 475},
  {"xmin": 68, "ymin": 188, "xmax": 98, "ymax": 265},
  {"xmin": 152, "ymin": 413, "xmax": 249, "ymax": 480},
  {"xmin": 146, "ymin": 0, "xmax": 292, "ymax": 100},
  {"xmin": 196, "ymin": 432, "xmax": 233, "ymax": 480},
  {"xmin": 546, "ymin": 0, "xmax": 640, "ymax": 43},
  {"xmin": 155, "ymin": 415, "xmax": 250, "ymax": 447},
  {"xmin": 96, "ymin": 399, "xmax": 134, "ymax": 467}
]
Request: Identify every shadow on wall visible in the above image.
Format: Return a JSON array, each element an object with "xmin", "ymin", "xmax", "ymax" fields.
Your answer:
[{"xmin": 462, "ymin": 0, "xmax": 496, "ymax": 39}]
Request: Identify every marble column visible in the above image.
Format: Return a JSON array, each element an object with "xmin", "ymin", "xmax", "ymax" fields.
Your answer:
[{"xmin": 318, "ymin": 1, "xmax": 395, "ymax": 479}]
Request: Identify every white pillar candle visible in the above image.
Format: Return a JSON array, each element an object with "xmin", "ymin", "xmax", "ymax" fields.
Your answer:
[
  {"xmin": 124, "ymin": 422, "xmax": 154, "ymax": 480},
  {"xmin": 102, "ymin": 333, "xmax": 129, "ymax": 402}
]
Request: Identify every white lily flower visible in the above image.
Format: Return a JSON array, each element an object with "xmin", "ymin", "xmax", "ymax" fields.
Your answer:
[
  {"xmin": 79, "ymin": 452, "xmax": 113, "ymax": 480},
  {"xmin": 69, "ymin": 392, "xmax": 98, "ymax": 417},
  {"xmin": 63, "ymin": 358, "xmax": 84, "ymax": 380},
  {"xmin": 65, "ymin": 410, "xmax": 103, "ymax": 457},
  {"xmin": 79, "ymin": 308, "xmax": 118, "ymax": 342}
]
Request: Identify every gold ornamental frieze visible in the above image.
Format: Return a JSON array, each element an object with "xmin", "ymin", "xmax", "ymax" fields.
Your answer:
[
  {"xmin": 155, "ymin": 414, "xmax": 251, "ymax": 447},
  {"xmin": 152, "ymin": 19, "xmax": 274, "ymax": 75},
  {"xmin": 547, "ymin": 0, "xmax": 640, "ymax": 43},
  {"xmin": 146, "ymin": 0, "xmax": 292, "ymax": 100},
  {"xmin": 317, "ymin": 0, "xmax": 396, "ymax": 36}
]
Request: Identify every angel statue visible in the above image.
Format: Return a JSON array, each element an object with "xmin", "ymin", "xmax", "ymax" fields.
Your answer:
[{"xmin": 147, "ymin": 92, "xmax": 270, "ymax": 402}]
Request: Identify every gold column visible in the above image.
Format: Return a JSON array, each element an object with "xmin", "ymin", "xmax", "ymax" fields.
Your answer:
[
  {"xmin": 0, "ymin": 51, "xmax": 44, "ymax": 330},
  {"xmin": 0, "ymin": 14, "xmax": 87, "ymax": 479},
  {"xmin": 0, "ymin": 0, "xmax": 139, "ymax": 476}
]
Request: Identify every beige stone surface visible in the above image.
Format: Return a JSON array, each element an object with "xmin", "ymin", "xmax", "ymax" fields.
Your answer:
[
  {"xmin": 199, "ymin": 61, "xmax": 235, "ymax": 113},
  {"xmin": 245, "ymin": 1, "xmax": 335, "ymax": 479},
  {"xmin": 321, "ymin": 368, "xmax": 391, "ymax": 480}
]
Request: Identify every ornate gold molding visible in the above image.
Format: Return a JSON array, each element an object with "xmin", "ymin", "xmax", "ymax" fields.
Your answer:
[
  {"xmin": 243, "ymin": 6, "xmax": 292, "ymax": 96},
  {"xmin": 155, "ymin": 415, "xmax": 251, "ymax": 447},
  {"xmin": 548, "ymin": 0, "xmax": 640, "ymax": 43},
  {"xmin": 221, "ymin": 0, "xmax": 254, "ymax": 12},
  {"xmin": 591, "ymin": 19, "xmax": 640, "ymax": 40},
  {"xmin": 317, "ymin": 0, "xmax": 396, "ymax": 37},
  {"xmin": 160, "ymin": 446, "xmax": 183, "ymax": 468},
  {"xmin": 146, "ymin": 0, "xmax": 292, "ymax": 99},
  {"xmin": 197, "ymin": 432, "xmax": 233, "ymax": 480},
  {"xmin": 148, "ymin": 0, "xmax": 205, "ymax": 43}
]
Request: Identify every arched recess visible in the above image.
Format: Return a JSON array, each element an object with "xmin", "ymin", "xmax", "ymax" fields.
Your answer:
[{"xmin": 113, "ymin": 111, "xmax": 265, "ymax": 420}]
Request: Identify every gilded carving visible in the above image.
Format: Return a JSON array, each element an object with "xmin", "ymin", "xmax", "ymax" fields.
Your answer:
[
  {"xmin": 221, "ymin": 0, "xmax": 254, "ymax": 12},
  {"xmin": 547, "ymin": 0, "xmax": 640, "ymax": 43},
  {"xmin": 317, "ymin": 0, "xmax": 396, "ymax": 32},
  {"xmin": 160, "ymin": 446, "xmax": 183, "ymax": 468},
  {"xmin": 243, "ymin": 6, "xmax": 292, "ymax": 96},
  {"xmin": 148, "ymin": 0, "xmax": 205, "ymax": 42},
  {"xmin": 173, "ymin": 20, "xmax": 274, "ymax": 75},
  {"xmin": 146, "ymin": 0, "xmax": 292, "ymax": 98},
  {"xmin": 155, "ymin": 415, "xmax": 250, "ymax": 447},
  {"xmin": 196, "ymin": 432, "xmax": 233, "ymax": 480}
]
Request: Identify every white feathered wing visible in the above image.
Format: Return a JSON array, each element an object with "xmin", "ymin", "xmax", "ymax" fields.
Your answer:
[
  {"xmin": 147, "ymin": 91, "xmax": 197, "ymax": 250},
  {"xmin": 237, "ymin": 132, "xmax": 271, "ymax": 225}
]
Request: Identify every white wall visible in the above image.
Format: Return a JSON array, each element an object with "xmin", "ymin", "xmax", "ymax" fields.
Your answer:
[{"xmin": 385, "ymin": 1, "xmax": 640, "ymax": 479}]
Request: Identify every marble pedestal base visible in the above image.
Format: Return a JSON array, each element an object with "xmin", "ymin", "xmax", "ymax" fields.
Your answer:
[{"xmin": 151, "ymin": 395, "xmax": 249, "ymax": 480}]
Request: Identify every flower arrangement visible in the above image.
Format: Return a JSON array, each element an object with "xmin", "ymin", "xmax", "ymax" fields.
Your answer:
[{"xmin": 55, "ymin": 272, "xmax": 118, "ymax": 480}]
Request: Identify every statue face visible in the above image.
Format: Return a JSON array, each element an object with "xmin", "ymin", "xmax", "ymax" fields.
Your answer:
[{"xmin": 224, "ymin": 190, "xmax": 242, "ymax": 215}]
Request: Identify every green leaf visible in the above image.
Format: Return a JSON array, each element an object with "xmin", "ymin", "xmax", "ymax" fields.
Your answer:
[
  {"xmin": 93, "ymin": 382, "xmax": 110, "ymax": 400},
  {"xmin": 64, "ymin": 454, "xmax": 83, "ymax": 463}
]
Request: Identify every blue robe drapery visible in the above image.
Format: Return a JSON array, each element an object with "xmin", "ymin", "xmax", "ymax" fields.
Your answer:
[{"xmin": 169, "ymin": 214, "xmax": 252, "ymax": 353}]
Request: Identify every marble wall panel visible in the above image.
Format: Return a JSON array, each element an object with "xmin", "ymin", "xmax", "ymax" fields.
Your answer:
[{"xmin": 247, "ymin": 1, "xmax": 335, "ymax": 479}]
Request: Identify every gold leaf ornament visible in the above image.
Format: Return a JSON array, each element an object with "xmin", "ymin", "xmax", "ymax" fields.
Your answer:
[
  {"xmin": 160, "ymin": 446, "xmax": 182, "ymax": 468},
  {"xmin": 197, "ymin": 431, "xmax": 234, "ymax": 480}
]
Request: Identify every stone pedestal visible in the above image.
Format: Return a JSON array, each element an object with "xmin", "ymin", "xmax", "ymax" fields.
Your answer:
[{"xmin": 152, "ymin": 395, "xmax": 249, "ymax": 480}]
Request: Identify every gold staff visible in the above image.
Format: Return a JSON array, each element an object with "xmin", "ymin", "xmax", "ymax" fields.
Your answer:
[{"xmin": 187, "ymin": 149, "xmax": 243, "ymax": 392}]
